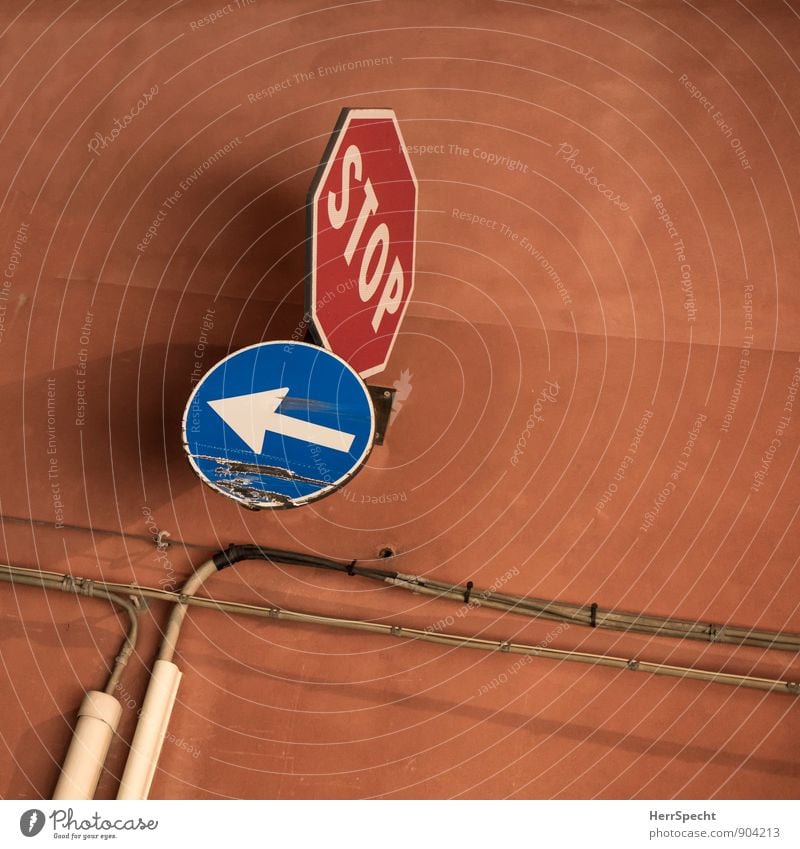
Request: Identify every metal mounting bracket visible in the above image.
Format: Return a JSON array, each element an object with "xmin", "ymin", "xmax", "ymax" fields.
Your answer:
[{"xmin": 367, "ymin": 385, "xmax": 396, "ymax": 446}]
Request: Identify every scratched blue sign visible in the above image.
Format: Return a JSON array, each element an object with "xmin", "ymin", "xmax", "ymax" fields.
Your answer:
[{"xmin": 182, "ymin": 341, "xmax": 375, "ymax": 508}]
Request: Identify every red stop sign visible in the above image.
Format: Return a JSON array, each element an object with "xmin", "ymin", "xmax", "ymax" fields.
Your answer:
[{"xmin": 306, "ymin": 108, "xmax": 418, "ymax": 378}]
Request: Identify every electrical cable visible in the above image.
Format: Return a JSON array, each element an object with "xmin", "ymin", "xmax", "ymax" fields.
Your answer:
[
  {"xmin": 0, "ymin": 569, "xmax": 139, "ymax": 693},
  {"xmin": 1, "ymin": 560, "xmax": 798, "ymax": 696},
  {"xmin": 208, "ymin": 545, "xmax": 800, "ymax": 653},
  {"xmin": 0, "ymin": 568, "xmax": 141, "ymax": 800},
  {"xmin": 4, "ymin": 546, "xmax": 797, "ymax": 800}
]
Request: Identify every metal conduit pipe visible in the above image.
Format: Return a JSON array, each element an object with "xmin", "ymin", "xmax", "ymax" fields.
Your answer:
[
  {"xmin": 6, "ymin": 551, "xmax": 800, "ymax": 652},
  {"xmin": 2, "ymin": 554, "xmax": 799, "ymax": 801},
  {"xmin": 3, "ymin": 563, "xmax": 799, "ymax": 700},
  {"xmin": 2, "ymin": 560, "xmax": 798, "ymax": 705},
  {"xmin": 384, "ymin": 575, "xmax": 800, "ymax": 652},
  {"xmin": 0, "ymin": 569, "xmax": 139, "ymax": 800},
  {"xmin": 110, "ymin": 548, "xmax": 798, "ymax": 798}
]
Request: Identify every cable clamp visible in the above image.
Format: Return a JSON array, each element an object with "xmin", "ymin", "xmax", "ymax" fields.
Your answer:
[
  {"xmin": 463, "ymin": 581, "xmax": 474, "ymax": 604},
  {"xmin": 346, "ymin": 561, "xmax": 356, "ymax": 576},
  {"xmin": 708, "ymin": 624, "xmax": 718, "ymax": 642},
  {"xmin": 390, "ymin": 625, "xmax": 402, "ymax": 636},
  {"xmin": 786, "ymin": 681, "xmax": 799, "ymax": 694},
  {"xmin": 128, "ymin": 587, "xmax": 148, "ymax": 611},
  {"xmin": 78, "ymin": 579, "xmax": 95, "ymax": 598},
  {"xmin": 114, "ymin": 643, "xmax": 134, "ymax": 665},
  {"xmin": 268, "ymin": 608, "xmax": 280, "ymax": 619},
  {"xmin": 178, "ymin": 593, "xmax": 189, "ymax": 606},
  {"xmin": 627, "ymin": 659, "xmax": 640, "ymax": 671},
  {"xmin": 499, "ymin": 641, "xmax": 511, "ymax": 652},
  {"xmin": 590, "ymin": 602, "xmax": 598, "ymax": 628},
  {"xmin": 61, "ymin": 574, "xmax": 76, "ymax": 593}
]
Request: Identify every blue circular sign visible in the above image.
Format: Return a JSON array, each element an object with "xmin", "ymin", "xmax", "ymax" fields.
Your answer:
[{"xmin": 182, "ymin": 341, "xmax": 375, "ymax": 508}]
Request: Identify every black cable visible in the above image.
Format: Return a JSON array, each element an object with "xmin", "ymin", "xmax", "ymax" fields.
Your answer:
[
  {"xmin": 202, "ymin": 544, "xmax": 800, "ymax": 653},
  {"xmin": 211, "ymin": 544, "xmax": 398, "ymax": 581}
]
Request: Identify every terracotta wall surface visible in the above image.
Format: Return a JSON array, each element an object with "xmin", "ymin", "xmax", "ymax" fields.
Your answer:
[{"xmin": 0, "ymin": 0, "xmax": 798, "ymax": 799}]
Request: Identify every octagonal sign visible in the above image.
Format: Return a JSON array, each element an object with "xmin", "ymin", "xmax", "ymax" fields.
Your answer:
[{"xmin": 307, "ymin": 108, "xmax": 418, "ymax": 378}]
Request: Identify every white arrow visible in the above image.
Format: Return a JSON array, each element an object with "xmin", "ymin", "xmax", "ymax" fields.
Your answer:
[{"xmin": 207, "ymin": 388, "xmax": 356, "ymax": 454}]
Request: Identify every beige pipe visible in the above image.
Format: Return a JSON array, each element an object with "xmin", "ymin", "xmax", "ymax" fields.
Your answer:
[
  {"xmin": 117, "ymin": 560, "xmax": 215, "ymax": 800},
  {"xmin": 52, "ymin": 690, "xmax": 122, "ymax": 800},
  {"xmin": 116, "ymin": 660, "xmax": 182, "ymax": 800}
]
